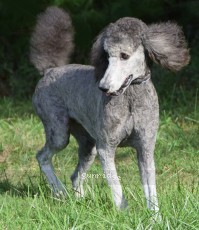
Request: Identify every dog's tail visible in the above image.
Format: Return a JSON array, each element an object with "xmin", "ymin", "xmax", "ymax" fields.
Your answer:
[{"xmin": 30, "ymin": 6, "xmax": 74, "ymax": 75}]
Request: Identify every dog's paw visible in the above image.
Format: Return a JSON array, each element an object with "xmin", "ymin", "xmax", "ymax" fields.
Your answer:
[
  {"xmin": 150, "ymin": 211, "xmax": 162, "ymax": 223},
  {"xmin": 73, "ymin": 186, "xmax": 84, "ymax": 198},
  {"xmin": 54, "ymin": 190, "xmax": 67, "ymax": 199},
  {"xmin": 119, "ymin": 198, "xmax": 128, "ymax": 210},
  {"xmin": 115, "ymin": 196, "xmax": 128, "ymax": 210}
]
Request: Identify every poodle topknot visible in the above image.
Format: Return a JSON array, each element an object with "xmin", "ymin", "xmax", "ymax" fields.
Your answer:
[{"xmin": 91, "ymin": 17, "xmax": 190, "ymax": 81}]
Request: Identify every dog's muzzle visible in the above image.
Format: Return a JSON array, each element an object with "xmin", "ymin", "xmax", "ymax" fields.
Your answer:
[
  {"xmin": 99, "ymin": 71, "xmax": 151, "ymax": 97},
  {"xmin": 105, "ymin": 74, "xmax": 134, "ymax": 96}
]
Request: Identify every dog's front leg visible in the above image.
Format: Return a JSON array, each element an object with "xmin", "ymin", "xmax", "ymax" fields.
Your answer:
[
  {"xmin": 97, "ymin": 144, "xmax": 127, "ymax": 209},
  {"xmin": 137, "ymin": 146, "xmax": 162, "ymax": 222},
  {"xmin": 135, "ymin": 132, "xmax": 161, "ymax": 221},
  {"xmin": 137, "ymin": 150, "xmax": 159, "ymax": 211}
]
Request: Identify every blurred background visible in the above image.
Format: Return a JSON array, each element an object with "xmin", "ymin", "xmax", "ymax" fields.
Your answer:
[{"xmin": 0, "ymin": 0, "xmax": 198, "ymax": 99}]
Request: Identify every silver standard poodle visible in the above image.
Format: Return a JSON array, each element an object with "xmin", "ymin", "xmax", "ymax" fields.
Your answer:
[{"xmin": 30, "ymin": 6, "xmax": 190, "ymax": 217}]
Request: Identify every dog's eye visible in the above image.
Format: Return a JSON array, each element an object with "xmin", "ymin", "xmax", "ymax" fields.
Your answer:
[{"xmin": 120, "ymin": 53, "xmax": 130, "ymax": 60}]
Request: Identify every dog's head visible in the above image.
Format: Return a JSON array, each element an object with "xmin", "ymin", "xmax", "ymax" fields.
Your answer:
[{"xmin": 91, "ymin": 17, "xmax": 190, "ymax": 96}]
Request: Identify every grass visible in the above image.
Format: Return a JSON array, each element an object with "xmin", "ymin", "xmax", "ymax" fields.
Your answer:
[{"xmin": 0, "ymin": 88, "xmax": 198, "ymax": 229}]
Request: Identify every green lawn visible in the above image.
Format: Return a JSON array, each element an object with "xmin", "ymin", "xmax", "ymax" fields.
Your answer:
[{"xmin": 0, "ymin": 96, "xmax": 198, "ymax": 229}]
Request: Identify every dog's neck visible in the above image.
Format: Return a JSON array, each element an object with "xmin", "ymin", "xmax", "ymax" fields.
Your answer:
[{"xmin": 131, "ymin": 70, "xmax": 151, "ymax": 85}]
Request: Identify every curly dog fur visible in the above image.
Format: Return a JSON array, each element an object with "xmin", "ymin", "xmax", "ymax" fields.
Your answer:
[{"xmin": 30, "ymin": 6, "xmax": 190, "ymax": 215}]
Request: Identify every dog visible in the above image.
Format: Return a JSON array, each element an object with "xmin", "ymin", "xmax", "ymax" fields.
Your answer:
[{"xmin": 30, "ymin": 6, "xmax": 190, "ymax": 214}]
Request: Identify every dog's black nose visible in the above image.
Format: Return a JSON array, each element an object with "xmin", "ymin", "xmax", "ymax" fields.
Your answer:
[{"xmin": 98, "ymin": 86, "xmax": 109, "ymax": 93}]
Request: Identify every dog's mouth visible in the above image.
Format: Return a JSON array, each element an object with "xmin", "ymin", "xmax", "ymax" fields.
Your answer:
[{"xmin": 106, "ymin": 74, "xmax": 133, "ymax": 96}]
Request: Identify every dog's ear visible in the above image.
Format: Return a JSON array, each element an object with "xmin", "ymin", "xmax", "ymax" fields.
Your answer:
[
  {"xmin": 142, "ymin": 22, "xmax": 190, "ymax": 71},
  {"xmin": 91, "ymin": 29, "xmax": 109, "ymax": 81}
]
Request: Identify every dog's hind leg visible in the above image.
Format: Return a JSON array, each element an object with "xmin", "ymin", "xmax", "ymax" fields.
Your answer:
[
  {"xmin": 70, "ymin": 123, "xmax": 97, "ymax": 197},
  {"xmin": 71, "ymin": 143, "xmax": 97, "ymax": 198},
  {"xmin": 33, "ymin": 94, "xmax": 70, "ymax": 196},
  {"xmin": 37, "ymin": 144, "xmax": 68, "ymax": 196}
]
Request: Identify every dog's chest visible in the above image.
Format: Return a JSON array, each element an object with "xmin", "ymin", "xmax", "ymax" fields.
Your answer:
[
  {"xmin": 100, "ymin": 83, "xmax": 158, "ymax": 145},
  {"xmin": 100, "ymin": 96, "xmax": 135, "ymax": 143}
]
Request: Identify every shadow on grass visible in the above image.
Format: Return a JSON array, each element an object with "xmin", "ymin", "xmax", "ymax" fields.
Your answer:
[
  {"xmin": 0, "ymin": 180, "xmax": 39, "ymax": 197},
  {"xmin": 0, "ymin": 172, "xmax": 50, "ymax": 198}
]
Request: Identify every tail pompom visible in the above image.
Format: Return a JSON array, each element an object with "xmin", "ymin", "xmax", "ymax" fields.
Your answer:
[{"xmin": 30, "ymin": 6, "xmax": 74, "ymax": 74}]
